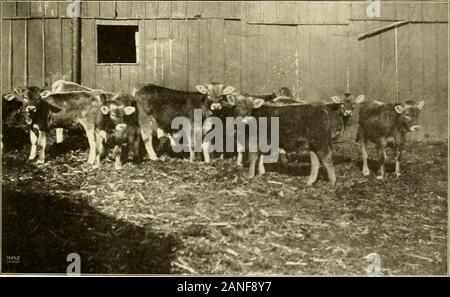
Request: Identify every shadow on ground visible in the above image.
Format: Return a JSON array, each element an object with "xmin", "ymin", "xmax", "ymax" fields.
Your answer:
[{"xmin": 2, "ymin": 187, "xmax": 179, "ymax": 274}]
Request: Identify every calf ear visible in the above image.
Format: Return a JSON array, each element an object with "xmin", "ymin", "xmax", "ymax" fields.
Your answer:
[
  {"xmin": 124, "ymin": 106, "xmax": 136, "ymax": 115},
  {"xmin": 394, "ymin": 105, "xmax": 403, "ymax": 114},
  {"xmin": 40, "ymin": 90, "xmax": 52, "ymax": 98},
  {"xmin": 196, "ymin": 85, "xmax": 208, "ymax": 94},
  {"xmin": 4, "ymin": 94, "xmax": 16, "ymax": 101},
  {"xmin": 252, "ymin": 98, "xmax": 265, "ymax": 109},
  {"xmin": 13, "ymin": 87, "xmax": 24, "ymax": 95},
  {"xmin": 222, "ymin": 85, "xmax": 235, "ymax": 95},
  {"xmin": 417, "ymin": 101, "xmax": 425, "ymax": 110},
  {"xmin": 100, "ymin": 106, "xmax": 110, "ymax": 115},
  {"xmin": 355, "ymin": 95, "xmax": 365, "ymax": 103},
  {"xmin": 331, "ymin": 96, "xmax": 341, "ymax": 103}
]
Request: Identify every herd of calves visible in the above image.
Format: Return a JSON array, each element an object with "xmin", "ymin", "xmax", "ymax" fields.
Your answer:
[{"xmin": 2, "ymin": 80, "xmax": 425, "ymax": 186}]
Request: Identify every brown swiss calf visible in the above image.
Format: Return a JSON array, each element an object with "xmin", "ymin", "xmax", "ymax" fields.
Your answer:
[{"xmin": 357, "ymin": 99, "xmax": 425, "ymax": 179}]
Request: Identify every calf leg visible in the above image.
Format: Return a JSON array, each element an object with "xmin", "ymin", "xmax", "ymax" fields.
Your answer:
[
  {"xmin": 236, "ymin": 140, "xmax": 244, "ymax": 166},
  {"xmin": 376, "ymin": 138, "xmax": 387, "ymax": 180},
  {"xmin": 29, "ymin": 130, "xmax": 38, "ymax": 160},
  {"xmin": 361, "ymin": 137, "xmax": 370, "ymax": 176},
  {"xmin": 141, "ymin": 126, "xmax": 158, "ymax": 161},
  {"xmin": 132, "ymin": 134, "xmax": 142, "ymax": 163},
  {"xmin": 236, "ymin": 152, "xmax": 243, "ymax": 167},
  {"xmin": 201, "ymin": 141, "xmax": 211, "ymax": 163},
  {"xmin": 36, "ymin": 130, "xmax": 47, "ymax": 164},
  {"xmin": 307, "ymin": 151, "xmax": 320, "ymax": 186},
  {"xmin": 55, "ymin": 128, "xmax": 64, "ymax": 143},
  {"xmin": 248, "ymin": 152, "xmax": 258, "ymax": 178},
  {"xmin": 93, "ymin": 130, "xmax": 105, "ymax": 169},
  {"xmin": 316, "ymin": 147, "xmax": 336, "ymax": 185},
  {"xmin": 189, "ymin": 128, "xmax": 200, "ymax": 162},
  {"xmin": 86, "ymin": 129, "xmax": 97, "ymax": 165},
  {"xmin": 114, "ymin": 145, "xmax": 123, "ymax": 170},
  {"xmin": 394, "ymin": 137, "xmax": 405, "ymax": 177},
  {"xmin": 79, "ymin": 120, "xmax": 96, "ymax": 165},
  {"xmin": 258, "ymin": 155, "xmax": 266, "ymax": 176}
]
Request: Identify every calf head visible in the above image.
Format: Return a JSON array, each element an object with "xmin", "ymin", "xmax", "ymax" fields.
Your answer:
[
  {"xmin": 223, "ymin": 94, "xmax": 265, "ymax": 122},
  {"xmin": 331, "ymin": 93, "xmax": 365, "ymax": 125},
  {"xmin": 326, "ymin": 103, "xmax": 345, "ymax": 140},
  {"xmin": 97, "ymin": 92, "xmax": 137, "ymax": 139},
  {"xmin": 8, "ymin": 87, "xmax": 59, "ymax": 126},
  {"xmin": 394, "ymin": 100, "xmax": 425, "ymax": 132},
  {"xmin": 195, "ymin": 83, "xmax": 235, "ymax": 111}
]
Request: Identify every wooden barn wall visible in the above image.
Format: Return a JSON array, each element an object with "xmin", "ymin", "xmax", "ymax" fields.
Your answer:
[{"xmin": 1, "ymin": 1, "xmax": 448, "ymax": 140}]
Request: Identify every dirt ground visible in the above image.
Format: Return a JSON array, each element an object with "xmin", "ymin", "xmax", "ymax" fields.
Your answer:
[{"xmin": 1, "ymin": 131, "xmax": 447, "ymax": 275}]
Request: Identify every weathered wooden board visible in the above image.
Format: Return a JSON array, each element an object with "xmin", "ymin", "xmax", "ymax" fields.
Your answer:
[
  {"xmin": 224, "ymin": 20, "xmax": 242, "ymax": 91},
  {"xmin": 44, "ymin": 19, "xmax": 62, "ymax": 86},
  {"xmin": 187, "ymin": 19, "xmax": 200, "ymax": 91},
  {"xmin": 11, "ymin": 20, "xmax": 26, "ymax": 88},
  {"xmin": 81, "ymin": 19, "xmax": 96, "ymax": 89},
  {"xmin": 1, "ymin": 20, "xmax": 11, "ymax": 92}
]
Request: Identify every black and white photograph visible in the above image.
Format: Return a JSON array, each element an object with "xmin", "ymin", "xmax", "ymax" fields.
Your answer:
[{"xmin": 0, "ymin": 0, "xmax": 448, "ymax": 277}]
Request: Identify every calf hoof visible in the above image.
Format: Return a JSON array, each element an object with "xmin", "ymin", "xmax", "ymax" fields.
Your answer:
[
  {"xmin": 92, "ymin": 164, "xmax": 99, "ymax": 169},
  {"xmin": 395, "ymin": 172, "xmax": 401, "ymax": 178},
  {"xmin": 362, "ymin": 168, "xmax": 370, "ymax": 176},
  {"xmin": 148, "ymin": 155, "xmax": 159, "ymax": 161},
  {"xmin": 36, "ymin": 159, "xmax": 45, "ymax": 164},
  {"xmin": 306, "ymin": 179, "xmax": 315, "ymax": 186},
  {"xmin": 115, "ymin": 165, "xmax": 123, "ymax": 170},
  {"xmin": 376, "ymin": 175, "xmax": 384, "ymax": 180},
  {"xmin": 236, "ymin": 162, "xmax": 243, "ymax": 167}
]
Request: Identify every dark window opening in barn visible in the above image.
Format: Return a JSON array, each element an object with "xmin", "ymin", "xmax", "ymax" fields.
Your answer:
[{"xmin": 97, "ymin": 25, "xmax": 138, "ymax": 63}]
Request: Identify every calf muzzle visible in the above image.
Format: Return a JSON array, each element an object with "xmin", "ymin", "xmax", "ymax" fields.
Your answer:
[{"xmin": 115, "ymin": 123, "xmax": 127, "ymax": 131}]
